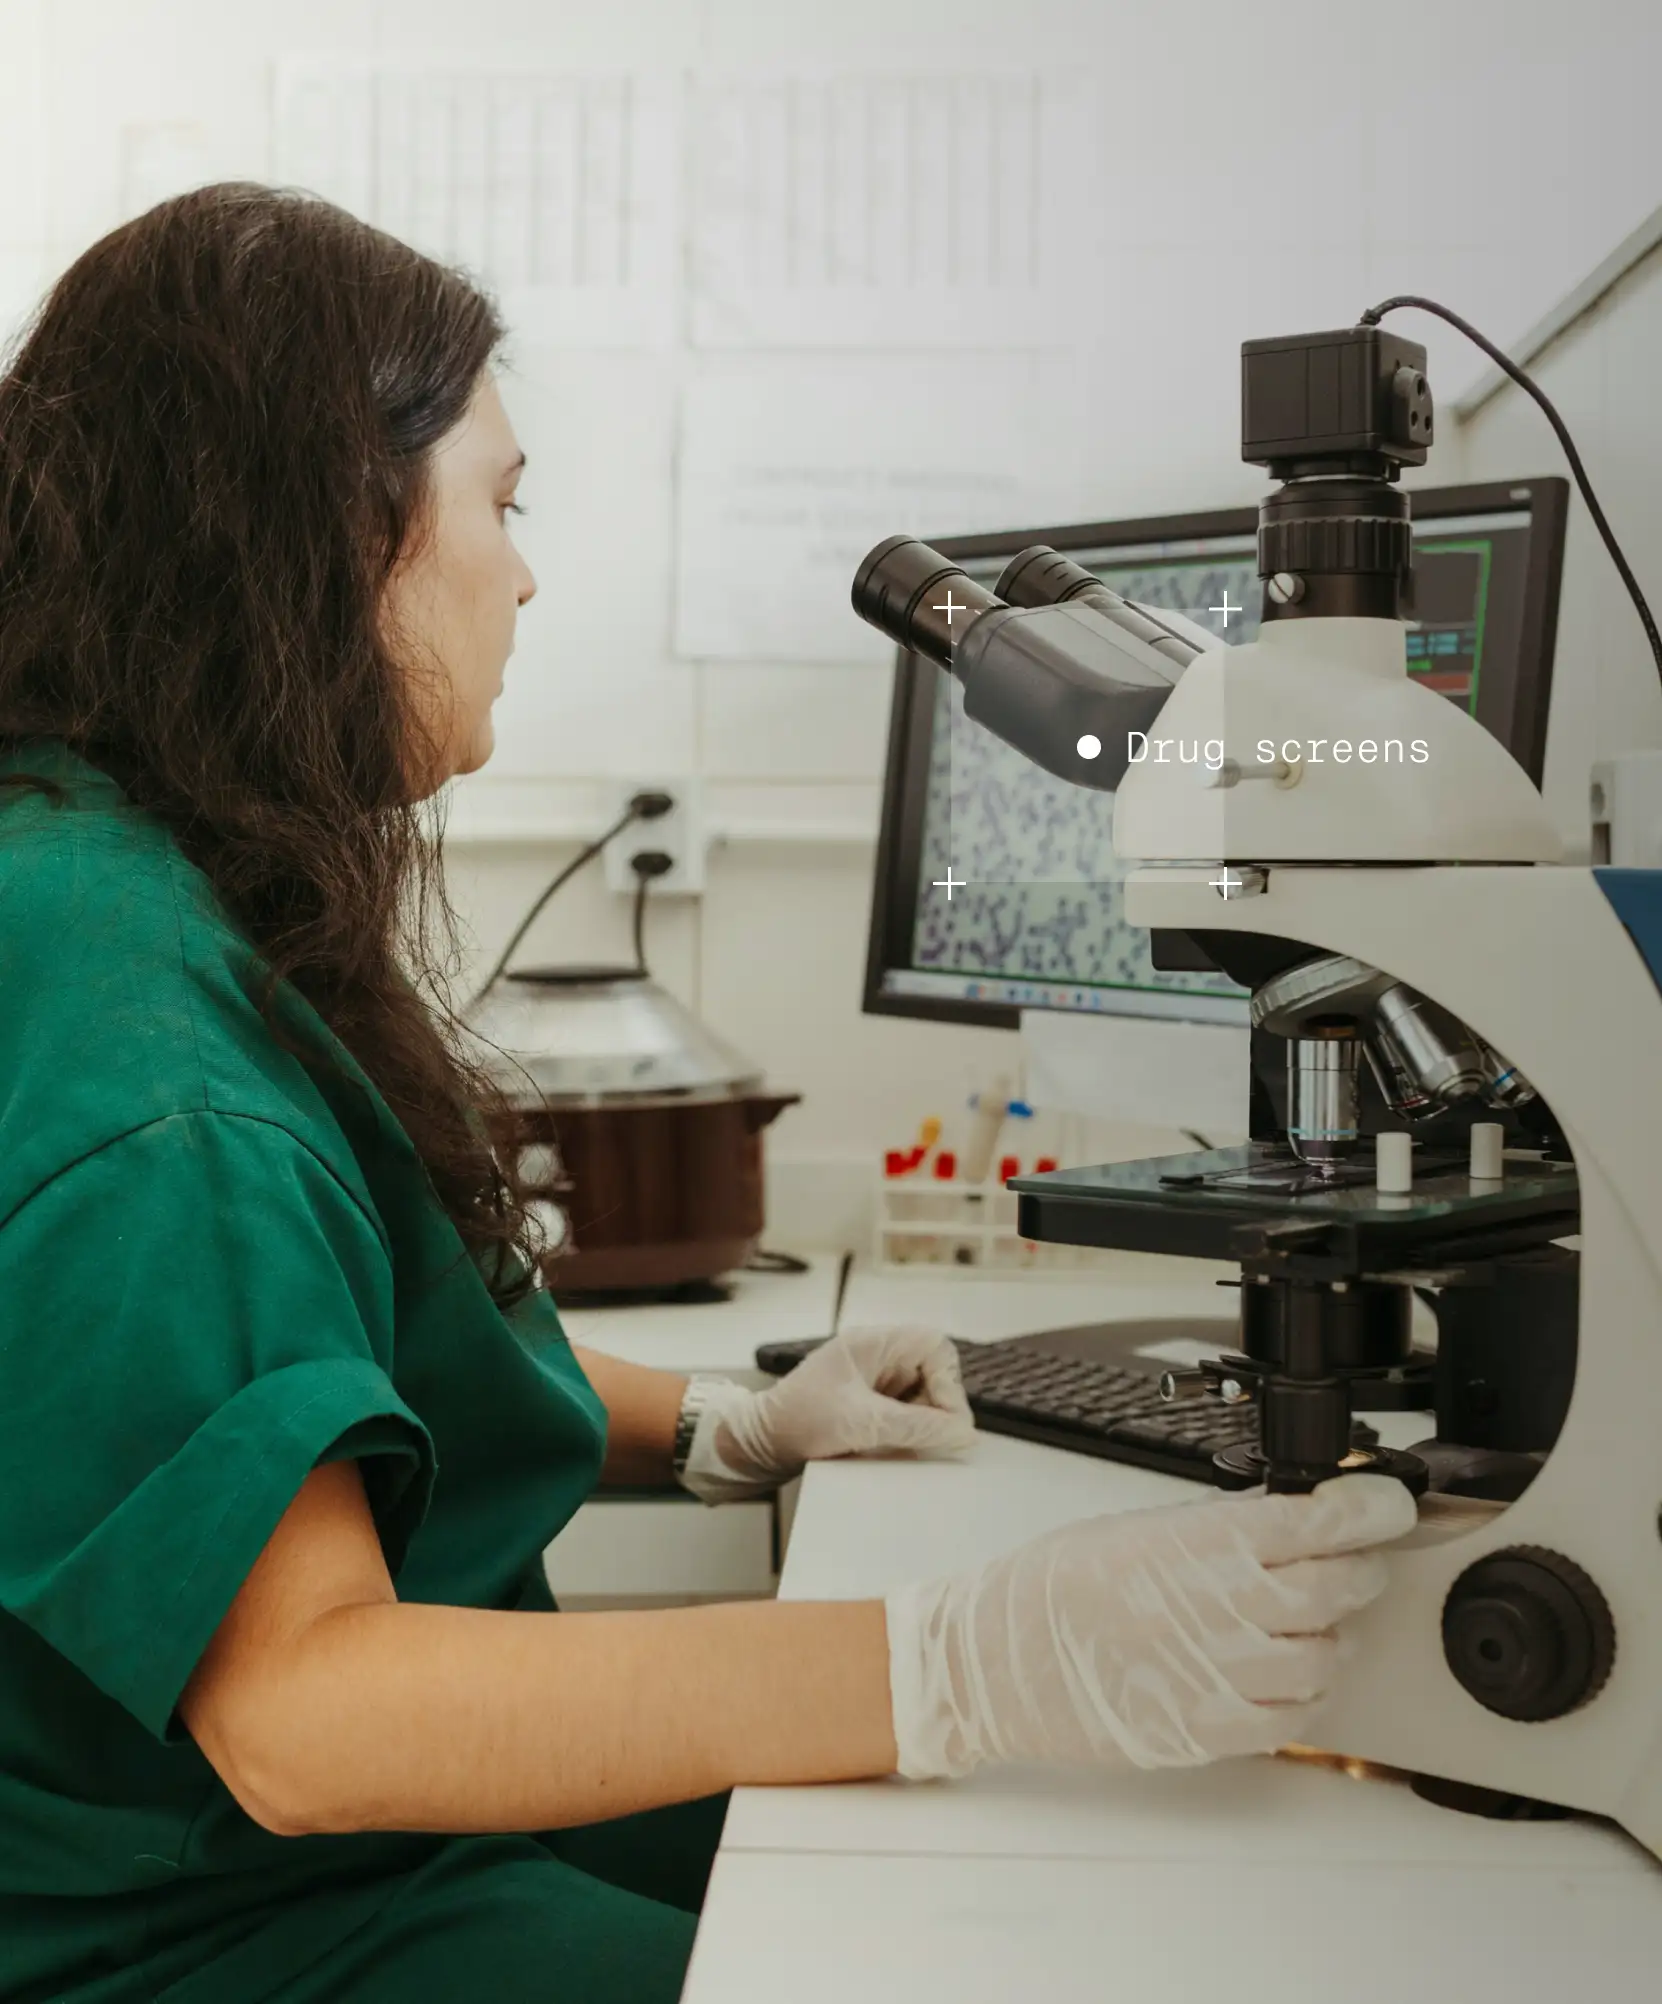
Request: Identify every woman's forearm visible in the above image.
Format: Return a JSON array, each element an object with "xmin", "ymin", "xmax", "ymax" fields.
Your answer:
[
  {"xmin": 228, "ymin": 1596, "xmax": 898, "ymax": 1837},
  {"xmin": 570, "ymin": 1343, "xmax": 686, "ymax": 1487}
]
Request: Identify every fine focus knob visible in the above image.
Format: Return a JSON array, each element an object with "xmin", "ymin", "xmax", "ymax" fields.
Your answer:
[{"xmin": 1442, "ymin": 1546, "xmax": 1615, "ymax": 1723}]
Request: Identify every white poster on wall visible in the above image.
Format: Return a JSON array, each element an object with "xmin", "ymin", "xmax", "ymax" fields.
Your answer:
[
  {"xmin": 673, "ymin": 355, "xmax": 1068, "ymax": 664},
  {"xmin": 688, "ymin": 68, "xmax": 1101, "ymax": 349},
  {"xmin": 273, "ymin": 59, "xmax": 683, "ymax": 350}
]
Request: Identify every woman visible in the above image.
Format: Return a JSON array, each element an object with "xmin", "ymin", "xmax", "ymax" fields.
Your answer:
[{"xmin": 0, "ymin": 184, "xmax": 1413, "ymax": 2004}]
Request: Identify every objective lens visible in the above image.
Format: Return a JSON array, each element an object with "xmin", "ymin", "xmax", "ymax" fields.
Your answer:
[
  {"xmin": 1363, "ymin": 1028, "xmax": 1435, "ymax": 1122},
  {"xmin": 1476, "ymin": 1040, "xmax": 1536, "ymax": 1109},
  {"xmin": 1373, "ymin": 984, "xmax": 1484, "ymax": 1108},
  {"xmin": 851, "ymin": 536, "xmax": 1002, "ymax": 669},
  {"xmin": 1286, "ymin": 1030, "xmax": 1361, "ymax": 1175}
]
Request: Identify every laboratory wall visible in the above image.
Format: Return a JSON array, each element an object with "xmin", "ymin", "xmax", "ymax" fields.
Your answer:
[
  {"xmin": 4, "ymin": 0, "xmax": 1662, "ymax": 1249},
  {"xmin": 1451, "ymin": 238, "xmax": 1662, "ymax": 854}
]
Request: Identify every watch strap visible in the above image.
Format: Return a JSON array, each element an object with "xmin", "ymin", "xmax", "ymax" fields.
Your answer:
[{"xmin": 671, "ymin": 1376, "xmax": 717, "ymax": 1485}]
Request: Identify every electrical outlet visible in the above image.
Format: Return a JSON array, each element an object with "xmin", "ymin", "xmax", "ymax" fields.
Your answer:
[{"xmin": 602, "ymin": 778, "xmax": 708, "ymax": 896}]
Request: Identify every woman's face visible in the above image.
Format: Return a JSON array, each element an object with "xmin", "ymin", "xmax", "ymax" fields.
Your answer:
[{"xmin": 383, "ymin": 371, "xmax": 537, "ymax": 791}]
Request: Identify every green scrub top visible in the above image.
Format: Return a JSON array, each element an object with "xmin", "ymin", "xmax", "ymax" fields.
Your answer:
[{"xmin": 0, "ymin": 744, "xmax": 719, "ymax": 2004}]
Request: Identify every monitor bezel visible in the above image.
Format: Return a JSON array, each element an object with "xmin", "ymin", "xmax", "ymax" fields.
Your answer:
[{"xmin": 861, "ymin": 476, "xmax": 1570, "ymax": 1032}]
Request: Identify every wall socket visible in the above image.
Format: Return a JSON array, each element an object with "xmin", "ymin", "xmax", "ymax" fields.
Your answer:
[{"xmin": 601, "ymin": 778, "xmax": 708, "ymax": 896}]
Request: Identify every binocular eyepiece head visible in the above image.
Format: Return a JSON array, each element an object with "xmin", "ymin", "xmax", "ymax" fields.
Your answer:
[{"xmin": 851, "ymin": 534, "xmax": 1183, "ymax": 669}]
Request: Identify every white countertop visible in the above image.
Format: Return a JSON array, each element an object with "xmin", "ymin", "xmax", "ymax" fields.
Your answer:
[
  {"xmin": 554, "ymin": 1248, "xmax": 1245, "ymax": 1376},
  {"xmin": 836, "ymin": 1253, "xmax": 1241, "ymax": 1344},
  {"xmin": 552, "ymin": 1252, "xmax": 847, "ymax": 1374},
  {"xmin": 687, "ymin": 1849, "xmax": 1658, "ymax": 2004},
  {"xmin": 677, "ymin": 1259, "xmax": 1662, "ymax": 2003}
]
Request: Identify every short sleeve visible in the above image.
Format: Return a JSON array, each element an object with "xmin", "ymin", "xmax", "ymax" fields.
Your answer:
[{"xmin": 0, "ymin": 1111, "xmax": 435, "ymax": 1740}]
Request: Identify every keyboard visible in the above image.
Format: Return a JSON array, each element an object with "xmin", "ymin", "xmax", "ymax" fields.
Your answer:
[{"xmin": 753, "ymin": 1321, "xmax": 1271, "ymax": 1488}]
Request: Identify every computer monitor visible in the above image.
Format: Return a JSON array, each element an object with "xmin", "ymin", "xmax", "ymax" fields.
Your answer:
[{"xmin": 863, "ymin": 479, "xmax": 1569, "ymax": 1034}]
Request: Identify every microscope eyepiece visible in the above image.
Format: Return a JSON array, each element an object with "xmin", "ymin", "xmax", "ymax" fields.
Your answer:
[
  {"xmin": 850, "ymin": 536, "xmax": 1002, "ymax": 670},
  {"xmin": 996, "ymin": 545, "xmax": 1110, "ymax": 607}
]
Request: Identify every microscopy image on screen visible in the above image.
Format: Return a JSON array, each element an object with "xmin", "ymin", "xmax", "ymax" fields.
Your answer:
[{"xmin": 913, "ymin": 547, "xmax": 1254, "ymax": 1002}]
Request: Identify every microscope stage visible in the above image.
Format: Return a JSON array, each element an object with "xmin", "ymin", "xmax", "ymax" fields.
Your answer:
[{"xmin": 1006, "ymin": 1146, "xmax": 1579, "ymax": 1276}]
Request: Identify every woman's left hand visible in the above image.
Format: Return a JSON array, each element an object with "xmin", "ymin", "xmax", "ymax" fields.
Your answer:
[{"xmin": 676, "ymin": 1326, "xmax": 977, "ymax": 1504}]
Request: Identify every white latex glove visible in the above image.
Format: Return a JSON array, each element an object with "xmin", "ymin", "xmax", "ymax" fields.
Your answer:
[
  {"xmin": 677, "ymin": 1326, "xmax": 977, "ymax": 1504},
  {"xmin": 885, "ymin": 1475, "xmax": 1418, "ymax": 1779}
]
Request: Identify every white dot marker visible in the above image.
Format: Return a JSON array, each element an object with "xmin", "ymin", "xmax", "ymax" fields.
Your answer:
[
  {"xmin": 1077, "ymin": 734, "xmax": 1102, "ymax": 760},
  {"xmin": 1470, "ymin": 1122, "xmax": 1505, "ymax": 1181},
  {"xmin": 1376, "ymin": 1131, "xmax": 1413, "ymax": 1195}
]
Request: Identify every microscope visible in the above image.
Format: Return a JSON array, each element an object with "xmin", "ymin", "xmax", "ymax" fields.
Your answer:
[{"xmin": 850, "ymin": 322, "xmax": 1662, "ymax": 1855}]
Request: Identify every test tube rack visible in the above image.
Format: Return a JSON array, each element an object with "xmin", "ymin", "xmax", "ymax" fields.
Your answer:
[{"xmin": 872, "ymin": 1168, "xmax": 1123, "ymax": 1276}]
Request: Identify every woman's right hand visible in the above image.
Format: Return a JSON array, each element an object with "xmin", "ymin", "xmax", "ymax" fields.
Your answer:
[{"xmin": 883, "ymin": 1475, "xmax": 1417, "ymax": 1780}]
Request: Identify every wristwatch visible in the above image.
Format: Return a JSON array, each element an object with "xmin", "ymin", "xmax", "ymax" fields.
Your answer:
[{"xmin": 671, "ymin": 1376, "xmax": 717, "ymax": 1485}]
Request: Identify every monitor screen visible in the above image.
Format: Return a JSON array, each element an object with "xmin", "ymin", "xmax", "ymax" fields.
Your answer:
[{"xmin": 865, "ymin": 480, "xmax": 1568, "ymax": 1033}]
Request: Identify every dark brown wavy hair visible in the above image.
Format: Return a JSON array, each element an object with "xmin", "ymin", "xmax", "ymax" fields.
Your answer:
[{"xmin": 0, "ymin": 181, "xmax": 542, "ymax": 1303}]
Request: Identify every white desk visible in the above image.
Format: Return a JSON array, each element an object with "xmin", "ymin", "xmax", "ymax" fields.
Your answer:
[
  {"xmin": 556, "ymin": 1251, "xmax": 847, "ymax": 1375},
  {"xmin": 544, "ymin": 1253, "xmax": 846, "ymax": 1605},
  {"xmin": 546, "ymin": 1253, "xmax": 1231, "ymax": 1604},
  {"xmin": 686, "ymin": 1851, "xmax": 1657, "ymax": 2002},
  {"xmin": 683, "ymin": 1266, "xmax": 1662, "ymax": 2003}
]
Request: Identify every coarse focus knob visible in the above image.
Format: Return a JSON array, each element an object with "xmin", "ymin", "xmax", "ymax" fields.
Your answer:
[{"xmin": 1442, "ymin": 1546, "xmax": 1615, "ymax": 1723}]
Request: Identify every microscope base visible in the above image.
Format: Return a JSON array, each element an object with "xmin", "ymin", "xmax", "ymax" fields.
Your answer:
[{"xmin": 1212, "ymin": 1441, "xmax": 1431, "ymax": 1496}]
